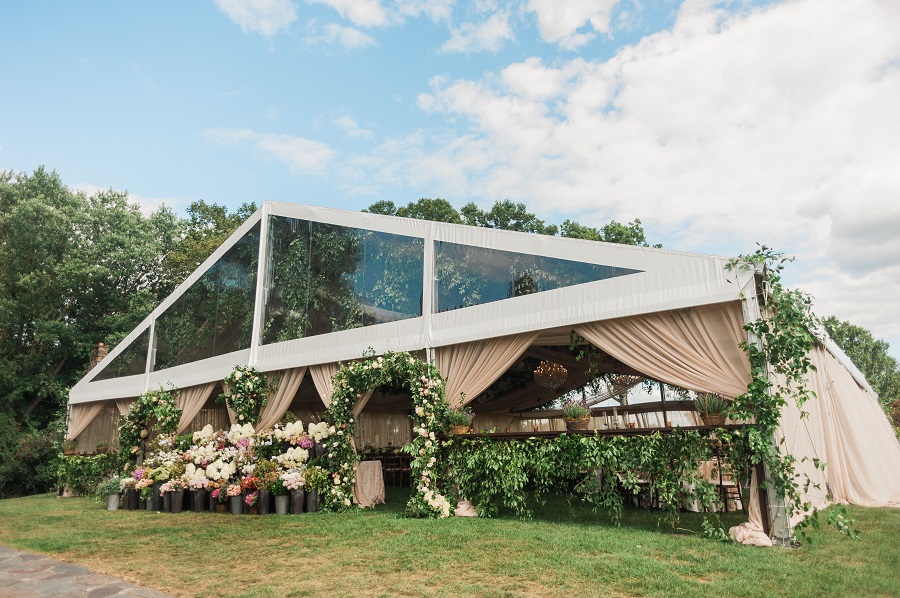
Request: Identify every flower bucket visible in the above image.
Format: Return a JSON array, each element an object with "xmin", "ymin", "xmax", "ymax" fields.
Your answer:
[
  {"xmin": 564, "ymin": 415, "xmax": 591, "ymax": 431},
  {"xmin": 230, "ymin": 495, "xmax": 243, "ymax": 515},
  {"xmin": 163, "ymin": 492, "xmax": 171, "ymax": 512},
  {"xmin": 290, "ymin": 489, "xmax": 305, "ymax": 514},
  {"xmin": 305, "ymin": 489, "xmax": 318, "ymax": 513},
  {"xmin": 450, "ymin": 424, "xmax": 470, "ymax": 435},
  {"xmin": 275, "ymin": 495, "xmax": 289, "ymax": 515},
  {"xmin": 192, "ymin": 490, "xmax": 207, "ymax": 512},
  {"xmin": 150, "ymin": 482, "xmax": 163, "ymax": 511},
  {"xmin": 215, "ymin": 502, "xmax": 228, "ymax": 514},
  {"xmin": 257, "ymin": 489, "xmax": 270, "ymax": 515},
  {"xmin": 171, "ymin": 490, "xmax": 184, "ymax": 514},
  {"xmin": 107, "ymin": 494, "xmax": 120, "ymax": 511}
]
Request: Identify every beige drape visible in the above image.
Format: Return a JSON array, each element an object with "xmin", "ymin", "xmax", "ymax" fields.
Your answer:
[
  {"xmin": 575, "ymin": 302, "xmax": 750, "ymax": 398},
  {"xmin": 352, "ymin": 390, "xmax": 375, "ymax": 418},
  {"xmin": 176, "ymin": 383, "xmax": 217, "ymax": 434},
  {"xmin": 435, "ymin": 332, "xmax": 539, "ymax": 407},
  {"xmin": 257, "ymin": 367, "xmax": 307, "ymax": 431},
  {"xmin": 114, "ymin": 398, "xmax": 136, "ymax": 415},
  {"xmin": 67, "ymin": 402, "xmax": 106, "ymax": 439},
  {"xmin": 310, "ymin": 362, "xmax": 340, "ymax": 407}
]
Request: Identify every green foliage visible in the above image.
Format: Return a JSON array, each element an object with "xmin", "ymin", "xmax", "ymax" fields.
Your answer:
[
  {"xmin": 461, "ymin": 200, "xmax": 558, "ymax": 235},
  {"xmin": 219, "ymin": 365, "xmax": 271, "ymax": 426},
  {"xmin": 447, "ymin": 405, "xmax": 474, "ymax": 426},
  {"xmin": 726, "ymin": 246, "xmax": 856, "ymax": 542},
  {"xmin": 0, "ymin": 411, "xmax": 64, "ymax": 498},
  {"xmin": 158, "ymin": 199, "xmax": 256, "ymax": 295},
  {"xmin": 321, "ymin": 351, "xmax": 453, "ymax": 517},
  {"xmin": 57, "ymin": 453, "xmax": 124, "ymax": 496},
  {"xmin": 694, "ymin": 393, "xmax": 728, "ymax": 415},
  {"xmin": 822, "ymin": 315, "xmax": 899, "ymax": 416},
  {"xmin": 94, "ymin": 475, "xmax": 123, "ymax": 500},
  {"xmin": 560, "ymin": 217, "xmax": 662, "ymax": 247},
  {"xmin": 443, "ymin": 430, "xmax": 726, "ymax": 530},
  {"xmin": 0, "ymin": 168, "xmax": 181, "ymax": 426},
  {"xmin": 117, "ymin": 387, "xmax": 182, "ymax": 461}
]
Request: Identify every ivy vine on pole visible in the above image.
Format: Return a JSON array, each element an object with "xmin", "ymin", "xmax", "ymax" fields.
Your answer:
[
  {"xmin": 320, "ymin": 350, "xmax": 454, "ymax": 517},
  {"xmin": 726, "ymin": 245, "xmax": 857, "ymax": 541}
]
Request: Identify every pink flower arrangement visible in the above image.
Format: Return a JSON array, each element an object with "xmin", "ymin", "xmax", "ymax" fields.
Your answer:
[
  {"xmin": 244, "ymin": 490, "xmax": 258, "ymax": 507},
  {"xmin": 226, "ymin": 484, "xmax": 242, "ymax": 497},
  {"xmin": 132, "ymin": 467, "xmax": 147, "ymax": 480},
  {"xmin": 298, "ymin": 436, "xmax": 314, "ymax": 449}
]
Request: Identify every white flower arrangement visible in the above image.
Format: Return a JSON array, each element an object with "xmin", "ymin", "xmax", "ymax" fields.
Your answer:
[{"xmin": 192, "ymin": 424, "xmax": 215, "ymax": 444}]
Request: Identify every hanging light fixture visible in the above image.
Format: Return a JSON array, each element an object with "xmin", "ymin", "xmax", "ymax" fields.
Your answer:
[{"xmin": 534, "ymin": 360, "xmax": 568, "ymax": 389}]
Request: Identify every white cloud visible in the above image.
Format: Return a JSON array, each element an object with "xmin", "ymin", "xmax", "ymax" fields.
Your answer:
[
  {"xmin": 352, "ymin": 0, "xmax": 900, "ymax": 348},
  {"xmin": 334, "ymin": 116, "xmax": 375, "ymax": 139},
  {"xmin": 214, "ymin": 0, "xmax": 298, "ymax": 36},
  {"xmin": 527, "ymin": 0, "xmax": 619, "ymax": 49},
  {"xmin": 394, "ymin": 0, "xmax": 455, "ymax": 22},
  {"xmin": 203, "ymin": 128, "xmax": 335, "ymax": 173},
  {"xmin": 313, "ymin": 22, "xmax": 378, "ymax": 48},
  {"xmin": 440, "ymin": 11, "xmax": 515, "ymax": 53},
  {"xmin": 308, "ymin": 0, "xmax": 390, "ymax": 27},
  {"xmin": 73, "ymin": 183, "xmax": 180, "ymax": 216}
]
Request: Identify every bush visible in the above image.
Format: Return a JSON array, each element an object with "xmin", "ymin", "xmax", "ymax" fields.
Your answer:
[{"xmin": 0, "ymin": 413, "xmax": 63, "ymax": 498}]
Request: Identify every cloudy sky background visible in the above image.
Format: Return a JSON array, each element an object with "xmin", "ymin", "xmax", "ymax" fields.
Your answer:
[{"xmin": 2, "ymin": 0, "xmax": 898, "ymax": 359}]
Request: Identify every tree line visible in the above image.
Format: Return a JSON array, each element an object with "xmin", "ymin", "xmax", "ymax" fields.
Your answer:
[{"xmin": 0, "ymin": 167, "xmax": 896, "ymax": 497}]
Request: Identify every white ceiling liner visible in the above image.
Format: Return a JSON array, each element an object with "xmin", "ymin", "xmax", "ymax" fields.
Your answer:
[{"xmin": 69, "ymin": 201, "xmax": 755, "ymax": 405}]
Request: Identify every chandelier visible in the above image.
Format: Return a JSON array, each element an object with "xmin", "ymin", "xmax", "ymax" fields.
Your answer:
[{"xmin": 534, "ymin": 360, "xmax": 568, "ymax": 389}]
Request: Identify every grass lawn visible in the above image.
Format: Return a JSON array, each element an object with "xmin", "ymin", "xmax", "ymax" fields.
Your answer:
[{"xmin": 1, "ymin": 489, "xmax": 898, "ymax": 597}]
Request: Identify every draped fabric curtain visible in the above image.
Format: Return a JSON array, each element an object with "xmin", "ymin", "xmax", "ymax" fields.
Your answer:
[
  {"xmin": 67, "ymin": 402, "xmax": 105, "ymax": 439},
  {"xmin": 257, "ymin": 367, "xmax": 308, "ymax": 431},
  {"xmin": 221, "ymin": 382, "xmax": 236, "ymax": 427},
  {"xmin": 114, "ymin": 398, "xmax": 136, "ymax": 415},
  {"xmin": 176, "ymin": 383, "xmax": 217, "ymax": 434},
  {"xmin": 575, "ymin": 302, "xmax": 751, "ymax": 398},
  {"xmin": 435, "ymin": 332, "xmax": 539, "ymax": 408},
  {"xmin": 352, "ymin": 390, "xmax": 375, "ymax": 418},
  {"xmin": 310, "ymin": 362, "xmax": 340, "ymax": 408}
]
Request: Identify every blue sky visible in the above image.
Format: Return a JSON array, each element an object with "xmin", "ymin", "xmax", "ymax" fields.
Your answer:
[{"xmin": 2, "ymin": 0, "xmax": 899, "ymax": 359}]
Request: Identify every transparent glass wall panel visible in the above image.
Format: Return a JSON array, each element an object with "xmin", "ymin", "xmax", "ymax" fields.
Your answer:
[
  {"xmin": 153, "ymin": 223, "xmax": 260, "ymax": 370},
  {"xmin": 264, "ymin": 216, "xmax": 424, "ymax": 343},
  {"xmin": 92, "ymin": 328, "xmax": 150, "ymax": 381},
  {"xmin": 435, "ymin": 241, "xmax": 642, "ymax": 312}
]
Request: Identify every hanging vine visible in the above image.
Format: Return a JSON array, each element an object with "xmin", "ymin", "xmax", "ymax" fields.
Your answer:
[{"xmin": 726, "ymin": 245, "xmax": 857, "ymax": 541}]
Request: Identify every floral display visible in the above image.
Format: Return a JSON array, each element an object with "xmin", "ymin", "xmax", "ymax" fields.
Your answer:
[
  {"xmin": 219, "ymin": 365, "xmax": 272, "ymax": 425},
  {"xmin": 117, "ymin": 387, "xmax": 182, "ymax": 460},
  {"xmin": 321, "ymin": 351, "xmax": 454, "ymax": 517}
]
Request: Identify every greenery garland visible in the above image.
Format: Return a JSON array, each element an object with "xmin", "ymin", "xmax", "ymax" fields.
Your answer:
[
  {"xmin": 726, "ymin": 246, "xmax": 857, "ymax": 541},
  {"xmin": 320, "ymin": 350, "xmax": 454, "ymax": 517},
  {"xmin": 219, "ymin": 365, "xmax": 271, "ymax": 426},
  {"xmin": 443, "ymin": 429, "xmax": 729, "ymax": 529},
  {"xmin": 117, "ymin": 387, "xmax": 182, "ymax": 460}
]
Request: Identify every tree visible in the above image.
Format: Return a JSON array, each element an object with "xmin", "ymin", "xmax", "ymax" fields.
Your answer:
[
  {"xmin": 364, "ymin": 198, "xmax": 462, "ymax": 224},
  {"xmin": 159, "ymin": 199, "xmax": 256, "ymax": 295},
  {"xmin": 560, "ymin": 218, "xmax": 661, "ymax": 247},
  {"xmin": 0, "ymin": 168, "xmax": 180, "ymax": 425},
  {"xmin": 461, "ymin": 200, "xmax": 558, "ymax": 235},
  {"xmin": 822, "ymin": 316, "xmax": 900, "ymax": 415}
]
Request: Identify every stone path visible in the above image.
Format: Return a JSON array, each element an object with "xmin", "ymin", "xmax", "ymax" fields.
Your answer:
[{"xmin": 0, "ymin": 545, "xmax": 173, "ymax": 598}]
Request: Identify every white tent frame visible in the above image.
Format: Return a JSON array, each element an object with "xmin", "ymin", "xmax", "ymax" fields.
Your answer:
[{"xmin": 70, "ymin": 201, "xmax": 754, "ymax": 405}]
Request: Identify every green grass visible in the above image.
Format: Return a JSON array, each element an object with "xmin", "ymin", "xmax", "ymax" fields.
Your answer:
[{"xmin": 0, "ymin": 490, "xmax": 898, "ymax": 597}]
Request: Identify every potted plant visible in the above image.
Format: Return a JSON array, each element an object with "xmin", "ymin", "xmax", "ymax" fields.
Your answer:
[
  {"xmin": 271, "ymin": 477, "xmax": 290, "ymax": 515},
  {"xmin": 447, "ymin": 405, "xmax": 474, "ymax": 435},
  {"xmin": 96, "ymin": 476, "xmax": 122, "ymax": 511},
  {"xmin": 227, "ymin": 483, "xmax": 243, "ymax": 514},
  {"xmin": 281, "ymin": 471, "xmax": 305, "ymax": 514},
  {"xmin": 62, "ymin": 439, "xmax": 77, "ymax": 456},
  {"xmin": 303, "ymin": 466, "xmax": 327, "ymax": 513},
  {"xmin": 244, "ymin": 490, "xmax": 260, "ymax": 515},
  {"xmin": 562, "ymin": 398, "xmax": 591, "ymax": 431},
  {"xmin": 95, "ymin": 440, "xmax": 109, "ymax": 454},
  {"xmin": 695, "ymin": 393, "xmax": 728, "ymax": 426}
]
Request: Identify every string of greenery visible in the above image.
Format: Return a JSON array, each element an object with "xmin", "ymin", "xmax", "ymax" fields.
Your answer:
[
  {"xmin": 726, "ymin": 246, "xmax": 857, "ymax": 541},
  {"xmin": 321, "ymin": 350, "xmax": 454, "ymax": 517},
  {"xmin": 117, "ymin": 387, "xmax": 182, "ymax": 460}
]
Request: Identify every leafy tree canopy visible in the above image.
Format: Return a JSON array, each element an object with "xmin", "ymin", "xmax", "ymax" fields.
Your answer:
[
  {"xmin": 823, "ymin": 316, "xmax": 900, "ymax": 414},
  {"xmin": 365, "ymin": 198, "xmax": 658, "ymax": 246}
]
